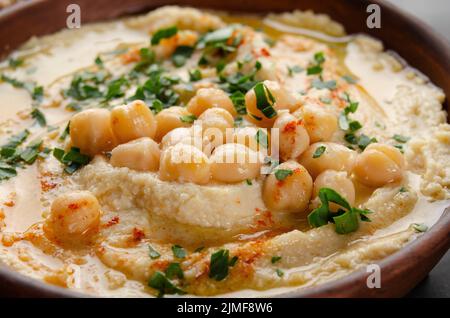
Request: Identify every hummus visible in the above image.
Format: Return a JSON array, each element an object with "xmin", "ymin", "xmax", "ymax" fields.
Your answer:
[{"xmin": 0, "ymin": 6, "xmax": 448, "ymax": 297}]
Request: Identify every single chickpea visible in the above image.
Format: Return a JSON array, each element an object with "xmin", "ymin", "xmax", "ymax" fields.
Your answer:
[
  {"xmin": 160, "ymin": 127, "xmax": 193, "ymax": 151},
  {"xmin": 110, "ymin": 137, "xmax": 160, "ymax": 172},
  {"xmin": 110, "ymin": 101, "xmax": 157, "ymax": 144},
  {"xmin": 273, "ymin": 112, "xmax": 310, "ymax": 161},
  {"xmin": 293, "ymin": 103, "xmax": 338, "ymax": 143},
  {"xmin": 262, "ymin": 161, "xmax": 313, "ymax": 213},
  {"xmin": 313, "ymin": 170, "xmax": 356, "ymax": 209},
  {"xmin": 210, "ymin": 143, "xmax": 263, "ymax": 183},
  {"xmin": 70, "ymin": 108, "xmax": 117, "ymax": 156},
  {"xmin": 299, "ymin": 142, "xmax": 357, "ymax": 179},
  {"xmin": 353, "ymin": 143, "xmax": 405, "ymax": 187},
  {"xmin": 45, "ymin": 191, "xmax": 101, "ymax": 245},
  {"xmin": 199, "ymin": 108, "xmax": 234, "ymax": 147},
  {"xmin": 186, "ymin": 88, "xmax": 237, "ymax": 117},
  {"xmin": 159, "ymin": 143, "xmax": 211, "ymax": 184},
  {"xmin": 154, "ymin": 106, "xmax": 192, "ymax": 141},
  {"xmin": 245, "ymin": 80, "xmax": 300, "ymax": 128}
]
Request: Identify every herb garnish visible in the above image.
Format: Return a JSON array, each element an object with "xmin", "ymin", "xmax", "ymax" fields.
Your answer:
[
  {"xmin": 172, "ymin": 46, "xmax": 194, "ymax": 67},
  {"xmin": 165, "ymin": 263, "xmax": 184, "ymax": 279},
  {"xmin": 172, "ymin": 245, "xmax": 187, "ymax": 259},
  {"xmin": 312, "ymin": 145, "xmax": 326, "ymax": 158},
  {"xmin": 148, "ymin": 271, "xmax": 186, "ymax": 297},
  {"xmin": 275, "ymin": 269, "xmax": 284, "ymax": 277},
  {"xmin": 274, "ymin": 169, "xmax": 293, "ymax": 181},
  {"xmin": 308, "ymin": 188, "xmax": 372, "ymax": 234},
  {"xmin": 151, "ymin": 26, "xmax": 178, "ymax": 45},
  {"xmin": 148, "ymin": 245, "xmax": 161, "ymax": 259},
  {"xmin": 311, "ymin": 77, "xmax": 336, "ymax": 90},
  {"xmin": 307, "ymin": 52, "xmax": 325, "ymax": 75},
  {"xmin": 393, "ymin": 134, "xmax": 410, "ymax": 143},
  {"xmin": 271, "ymin": 256, "xmax": 282, "ymax": 264},
  {"xmin": 412, "ymin": 223, "xmax": 428, "ymax": 233},
  {"xmin": 180, "ymin": 114, "xmax": 197, "ymax": 123},
  {"xmin": 53, "ymin": 147, "xmax": 90, "ymax": 174},
  {"xmin": 255, "ymin": 129, "xmax": 268, "ymax": 149},
  {"xmin": 209, "ymin": 249, "xmax": 238, "ymax": 281},
  {"xmin": 31, "ymin": 108, "xmax": 46, "ymax": 127},
  {"xmin": 287, "ymin": 65, "xmax": 303, "ymax": 77}
]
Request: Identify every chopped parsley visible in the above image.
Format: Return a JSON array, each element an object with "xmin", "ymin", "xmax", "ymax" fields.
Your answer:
[
  {"xmin": 148, "ymin": 271, "xmax": 185, "ymax": 297},
  {"xmin": 245, "ymin": 179, "xmax": 252, "ymax": 185},
  {"xmin": 172, "ymin": 245, "xmax": 187, "ymax": 259},
  {"xmin": 307, "ymin": 52, "xmax": 325, "ymax": 75},
  {"xmin": 308, "ymin": 188, "xmax": 373, "ymax": 234},
  {"xmin": 393, "ymin": 134, "xmax": 410, "ymax": 143},
  {"xmin": 311, "ymin": 77, "xmax": 336, "ymax": 90},
  {"xmin": 274, "ymin": 169, "xmax": 293, "ymax": 181},
  {"xmin": 209, "ymin": 249, "xmax": 237, "ymax": 281},
  {"xmin": 255, "ymin": 129, "xmax": 268, "ymax": 149},
  {"xmin": 53, "ymin": 147, "xmax": 90, "ymax": 174},
  {"xmin": 271, "ymin": 256, "xmax": 282, "ymax": 264},
  {"xmin": 180, "ymin": 114, "xmax": 197, "ymax": 123},
  {"xmin": 172, "ymin": 46, "xmax": 194, "ymax": 67},
  {"xmin": 151, "ymin": 26, "xmax": 178, "ymax": 45},
  {"xmin": 31, "ymin": 108, "xmax": 46, "ymax": 127},
  {"xmin": 230, "ymin": 91, "xmax": 247, "ymax": 115},
  {"xmin": 165, "ymin": 262, "xmax": 184, "ymax": 279},
  {"xmin": 275, "ymin": 269, "xmax": 284, "ymax": 277},
  {"xmin": 148, "ymin": 245, "xmax": 161, "ymax": 259},
  {"xmin": 312, "ymin": 145, "xmax": 326, "ymax": 158},
  {"xmin": 253, "ymin": 82, "xmax": 277, "ymax": 119},
  {"xmin": 188, "ymin": 69, "xmax": 202, "ymax": 82},
  {"xmin": 8, "ymin": 58, "xmax": 24, "ymax": 68}
]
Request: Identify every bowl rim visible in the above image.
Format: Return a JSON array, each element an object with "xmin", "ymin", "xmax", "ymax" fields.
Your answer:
[{"xmin": 0, "ymin": 0, "xmax": 449, "ymax": 298}]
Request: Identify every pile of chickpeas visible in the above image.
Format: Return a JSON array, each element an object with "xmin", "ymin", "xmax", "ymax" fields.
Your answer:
[{"xmin": 46, "ymin": 80, "xmax": 405, "ymax": 245}]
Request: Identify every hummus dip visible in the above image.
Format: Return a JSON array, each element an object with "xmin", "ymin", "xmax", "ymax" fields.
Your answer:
[{"xmin": 0, "ymin": 6, "xmax": 448, "ymax": 297}]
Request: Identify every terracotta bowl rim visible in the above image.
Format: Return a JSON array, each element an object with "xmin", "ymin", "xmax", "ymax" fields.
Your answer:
[{"xmin": 0, "ymin": 0, "xmax": 449, "ymax": 298}]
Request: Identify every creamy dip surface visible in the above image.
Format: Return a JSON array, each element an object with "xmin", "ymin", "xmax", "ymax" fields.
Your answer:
[{"xmin": 0, "ymin": 6, "xmax": 448, "ymax": 297}]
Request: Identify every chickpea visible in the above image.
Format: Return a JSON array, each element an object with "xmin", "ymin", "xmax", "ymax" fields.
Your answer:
[
  {"xmin": 111, "ymin": 100, "xmax": 157, "ymax": 144},
  {"xmin": 159, "ymin": 143, "xmax": 211, "ymax": 184},
  {"xmin": 313, "ymin": 170, "xmax": 355, "ymax": 209},
  {"xmin": 273, "ymin": 112, "xmax": 310, "ymax": 161},
  {"xmin": 110, "ymin": 137, "xmax": 160, "ymax": 172},
  {"xmin": 262, "ymin": 161, "xmax": 313, "ymax": 213},
  {"xmin": 293, "ymin": 103, "xmax": 338, "ymax": 143},
  {"xmin": 154, "ymin": 106, "xmax": 192, "ymax": 141},
  {"xmin": 70, "ymin": 109, "xmax": 116, "ymax": 156},
  {"xmin": 160, "ymin": 127, "xmax": 193, "ymax": 151},
  {"xmin": 353, "ymin": 143, "xmax": 405, "ymax": 187},
  {"xmin": 199, "ymin": 108, "xmax": 234, "ymax": 147},
  {"xmin": 210, "ymin": 143, "xmax": 263, "ymax": 183},
  {"xmin": 245, "ymin": 80, "xmax": 300, "ymax": 128},
  {"xmin": 299, "ymin": 142, "xmax": 356, "ymax": 179},
  {"xmin": 45, "ymin": 191, "xmax": 101, "ymax": 245},
  {"xmin": 186, "ymin": 88, "xmax": 236, "ymax": 117}
]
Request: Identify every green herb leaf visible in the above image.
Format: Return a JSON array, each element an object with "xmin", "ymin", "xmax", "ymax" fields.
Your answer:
[
  {"xmin": 253, "ymin": 82, "xmax": 277, "ymax": 119},
  {"xmin": 148, "ymin": 271, "xmax": 185, "ymax": 298},
  {"xmin": 31, "ymin": 108, "xmax": 46, "ymax": 127},
  {"xmin": 245, "ymin": 179, "xmax": 252, "ymax": 185},
  {"xmin": 172, "ymin": 245, "xmax": 186, "ymax": 259},
  {"xmin": 8, "ymin": 58, "xmax": 24, "ymax": 68},
  {"xmin": 148, "ymin": 245, "xmax": 161, "ymax": 259},
  {"xmin": 151, "ymin": 26, "xmax": 178, "ymax": 45},
  {"xmin": 307, "ymin": 65, "xmax": 322, "ymax": 75},
  {"xmin": 274, "ymin": 169, "xmax": 293, "ymax": 181},
  {"xmin": 230, "ymin": 91, "xmax": 247, "ymax": 115},
  {"xmin": 255, "ymin": 129, "xmax": 268, "ymax": 149},
  {"xmin": 180, "ymin": 114, "xmax": 197, "ymax": 123},
  {"xmin": 312, "ymin": 145, "xmax": 326, "ymax": 158},
  {"xmin": 271, "ymin": 256, "xmax": 282, "ymax": 264},
  {"xmin": 311, "ymin": 78, "xmax": 336, "ymax": 90},
  {"xmin": 342, "ymin": 75, "xmax": 357, "ymax": 84},
  {"xmin": 275, "ymin": 268, "xmax": 284, "ymax": 277},
  {"xmin": 209, "ymin": 249, "xmax": 235, "ymax": 281},
  {"xmin": 287, "ymin": 65, "xmax": 303, "ymax": 76},
  {"xmin": 165, "ymin": 263, "xmax": 184, "ymax": 279},
  {"xmin": 188, "ymin": 69, "xmax": 202, "ymax": 82},
  {"xmin": 393, "ymin": 134, "xmax": 410, "ymax": 143},
  {"xmin": 172, "ymin": 46, "xmax": 194, "ymax": 67}
]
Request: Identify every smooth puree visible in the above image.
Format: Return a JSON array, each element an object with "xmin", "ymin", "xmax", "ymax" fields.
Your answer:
[{"xmin": 0, "ymin": 6, "xmax": 448, "ymax": 297}]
